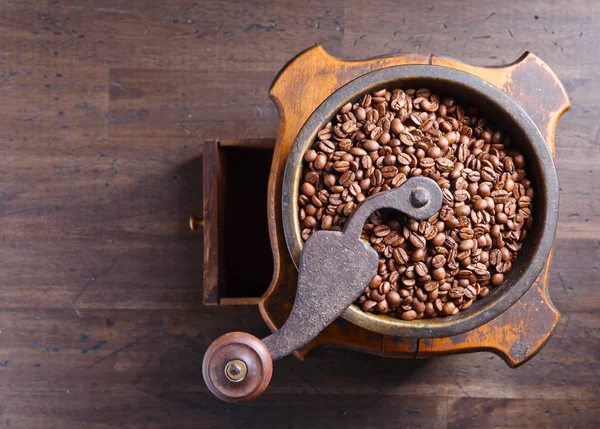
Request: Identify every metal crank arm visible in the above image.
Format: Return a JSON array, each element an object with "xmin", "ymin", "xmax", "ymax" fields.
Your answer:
[{"xmin": 202, "ymin": 176, "xmax": 442, "ymax": 402}]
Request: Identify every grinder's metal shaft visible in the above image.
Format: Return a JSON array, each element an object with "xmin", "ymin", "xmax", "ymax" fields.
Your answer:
[{"xmin": 202, "ymin": 176, "xmax": 442, "ymax": 402}]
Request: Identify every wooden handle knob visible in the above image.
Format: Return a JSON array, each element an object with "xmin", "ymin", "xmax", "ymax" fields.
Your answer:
[{"xmin": 202, "ymin": 332, "xmax": 273, "ymax": 402}]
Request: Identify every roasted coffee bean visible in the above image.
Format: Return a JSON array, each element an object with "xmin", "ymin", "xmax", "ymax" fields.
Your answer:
[
  {"xmin": 304, "ymin": 149, "xmax": 318, "ymax": 162},
  {"xmin": 411, "ymin": 247, "xmax": 426, "ymax": 262},
  {"xmin": 376, "ymin": 299, "xmax": 389, "ymax": 313},
  {"xmin": 420, "ymin": 157, "xmax": 435, "ymax": 169},
  {"xmin": 318, "ymin": 140, "xmax": 335, "ymax": 154},
  {"xmin": 455, "ymin": 176, "xmax": 468, "ymax": 191},
  {"xmin": 313, "ymin": 153, "xmax": 327, "ymax": 170},
  {"xmin": 467, "ymin": 170, "xmax": 481, "ymax": 182},
  {"xmin": 436, "ymin": 157, "xmax": 454, "ymax": 172},
  {"xmin": 381, "ymin": 165, "xmax": 399, "ymax": 178},
  {"xmin": 318, "ymin": 128, "xmax": 332, "ymax": 140},
  {"xmin": 333, "ymin": 160, "xmax": 350, "ymax": 173},
  {"xmin": 431, "ymin": 267, "xmax": 445, "ymax": 281},
  {"xmin": 298, "ymin": 195, "xmax": 309, "ymax": 207},
  {"xmin": 415, "ymin": 287, "xmax": 428, "ymax": 302},
  {"xmin": 398, "ymin": 132, "xmax": 415, "ymax": 146},
  {"xmin": 363, "ymin": 140, "xmax": 380, "ymax": 151},
  {"xmin": 369, "ymin": 275, "xmax": 383, "ymax": 290},
  {"xmin": 402, "ymin": 277, "xmax": 416, "ymax": 288},
  {"xmin": 300, "ymin": 86, "xmax": 534, "ymax": 319},
  {"xmin": 321, "ymin": 215, "xmax": 333, "ymax": 230},
  {"xmin": 397, "ymin": 152, "xmax": 412, "ymax": 165},
  {"xmin": 412, "ymin": 298, "xmax": 426, "ymax": 313},
  {"xmin": 339, "ymin": 170, "xmax": 356, "ymax": 187},
  {"xmin": 491, "ymin": 273, "xmax": 504, "ymax": 286},
  {"xmin": 459, "ymin": 239, "xmax": 475, "ymax": 252},
  {"xmin": 442, "ymin": 302, "xmax": 457, "ymax": 315},
  {"xmin": 431, "ymin": 254, "xmax": 446, "ymax": 268},
  {"xmin": 424, "ymin": 281, "xmax": 439, "ymax": 293},
  {"xmin": 432, "ymin": 232, "xmax": 446, "ymax": 247},
  {"xmin": 370, "ymin": 126, "xmax": 383, "ymax": 140},
  {"xmin": 465, "ymin": 285, "xmax": 477, "ymax": 299},
  {"xmin": 442, "ymin": 188, "xmax": 454, "ymax": 205},
  {"xmin": 454, "ymin": 205, "xmax": 470, "ymax": 217},
  {"xmin": 391, "ymin": 172, "xmax": 407, "ymax": 188},
  {"xmin": 449, "ymin": 287, "xmax": 465, "ymax": 299},
  {"xmin": 383, "ymin": 231, "xmax": 401, "ymax": 246},
  {"xmin": 415, "ymin": 262, "xmax": 428, "ymax": 277},
  {"xmin": 322, "ymin": 173, "xmax": 335, "ymax": 188},
  {"xmin": 300, "ymin": 182, "xmax": 316, "ymax": 197},
  {"xmin": 401, "ymin": 310, "xmax": 417, "ymax": 321},
  {"xmin": 445, "ymin": 235, "xmax": 458, "ymax": 249},
  {"xmin": 491, "ymin": 189, "xmax": 510, "ymax": 203},
  {"xmin": 342, "ymin": 120, "xmax": 357, "ymax": 134},
  {"xmin": 373, "ymin": 224, "xmax": 392, "ymax": 237},
  {"xmin": 349, "ymin": 182, "xmax": 362, "ymax": 197},
  {"xmin": 386, "ymin": 290, "xmax": 401, "ymax": 308},
  {"xmin": 362, "ymin": 300, "xmax": 377, "ymax": 312},
  {"xmin": 439, "ymin": 282, "xmax": 452, "ymax": 292},
  {"xmin": 473, "ymin": 197, "xmax": 488, "ymax": 211},
  {"xmin": 409, "ymin": 233, "xmax": 426, "ymax": 249},
  {"xmin": 458, "ymin": 228, "xmax": 474, "ymax": 240},
  {"xmin": 393, "ymin": 247, "xmax": 409, "ymax": 265},
  {"xmin": 371, "ymin": 288, "xmax": 386, "ymax": 302},
  {"xmin": 329, "ymin": 193, "xmax": 342, "ymax": 205},
  {"xmin": 303, "ymin": 216, "xmax": 317, "ymax": 228},
  {"xmin": 378, "ymin": 281, "xmax": 392, "ymax": 295},
  {"xmin": 454, "ymin": 189, "xmax": 470, "ymax": 202}
]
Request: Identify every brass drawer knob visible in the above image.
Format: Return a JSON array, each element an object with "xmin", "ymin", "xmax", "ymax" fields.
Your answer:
[{"xmin": 189, "ymin": 213, "xmax": 204, "ymax": 231}]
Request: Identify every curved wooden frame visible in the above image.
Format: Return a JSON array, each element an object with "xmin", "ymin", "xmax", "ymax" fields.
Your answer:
[{"xmin": 259, "ymin": 46, "xmax": 570, "ymax": 367}]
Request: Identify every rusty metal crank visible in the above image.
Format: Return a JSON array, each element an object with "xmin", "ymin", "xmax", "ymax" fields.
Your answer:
[{"xmin": 202, "ymin": 176, "xmax": 442, "ymax": 402}]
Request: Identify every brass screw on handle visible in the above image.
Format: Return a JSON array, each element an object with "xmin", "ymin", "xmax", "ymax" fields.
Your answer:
[
  {"xmin": 189, "ymin": 214, "xmax": 204, "ymax": 231},
  {"xmin": 224, "ymin": 359, "xmax": 247, "ymax": 383}
]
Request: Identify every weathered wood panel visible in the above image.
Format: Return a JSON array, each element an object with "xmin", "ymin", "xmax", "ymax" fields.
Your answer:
[{"xmin": 0, "ymin": 0, "xmax": 597, "ymax": 427}]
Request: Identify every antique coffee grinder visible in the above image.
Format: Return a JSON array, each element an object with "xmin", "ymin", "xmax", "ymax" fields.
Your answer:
[{"xmin": 195, "ymin": 47, "xmax": 569, "ymax": 402}]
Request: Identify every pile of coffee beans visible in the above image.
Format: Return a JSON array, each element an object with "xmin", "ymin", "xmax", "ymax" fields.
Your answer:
[{"xmin": 298, "ymin": 87, "xmax": 534, "ymax": 319}]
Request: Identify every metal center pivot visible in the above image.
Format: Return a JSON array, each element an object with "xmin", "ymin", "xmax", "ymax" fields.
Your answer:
[{"xmin": 410, "ymin": 188, "xmax": 429, "ymax": 208}]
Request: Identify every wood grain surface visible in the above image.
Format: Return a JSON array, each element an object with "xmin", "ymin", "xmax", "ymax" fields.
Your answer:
[{"xmin": 0, "ymin": 1, "xmax": 598, "ymax": 428}]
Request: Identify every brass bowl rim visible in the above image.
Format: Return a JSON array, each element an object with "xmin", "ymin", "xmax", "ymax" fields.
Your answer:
[{"xmin": 281, "ymin": 64, "xmax": 558, "ymax": 338}]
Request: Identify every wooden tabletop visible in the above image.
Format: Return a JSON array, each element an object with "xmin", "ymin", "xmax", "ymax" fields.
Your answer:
[{"xmin": 0, "ymin": 1, "xmax": 598, "ymax": 428}]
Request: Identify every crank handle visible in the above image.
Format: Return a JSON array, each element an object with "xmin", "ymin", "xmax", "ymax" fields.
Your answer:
[{"xmin": 202, "ymin": 177, "xmax": 442, "ymax": 402}]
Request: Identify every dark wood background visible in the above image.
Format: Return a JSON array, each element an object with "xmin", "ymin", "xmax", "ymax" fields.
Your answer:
[{"xmin": 0, "ymin": 1, "xmax": 598, "ymax": 428}]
